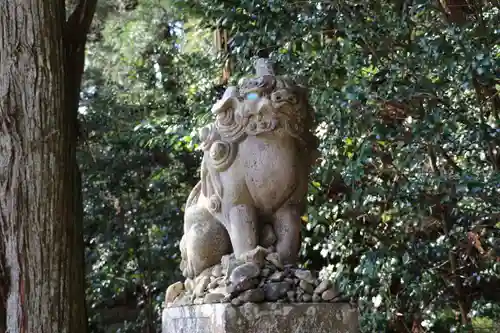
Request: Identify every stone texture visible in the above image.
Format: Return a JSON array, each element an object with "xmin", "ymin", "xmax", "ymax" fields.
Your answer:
[
  {"xmin": 166, "ymin": 249, "xmax": 349, "ymax": 308},
  {"xmin": 162, "ymin": 303, "xmax": 359, "ymax": 333},
  {"xmin": 212, "ymin": 264, "xmax": 223, "ymax": 278},
  {"xmin": 229, "ymin": 263, "xmax": 261, "ymax": 287},
  {"xmin": 299, "ymin": 280, "xmax": 314, "ymax": 295},
  {"xmin": 260, "ymin": 224, "xmax": 277, "ymax": 249},
  {"xmin": 221, "ymin": 254, "xmax": 241, "ymax": 277},
  {"xmin": 184, "ymin": 279, "xmax": 194, "ymax": 292},
  {"xmin": 194, "ymin": 276, "xmax": 210, "ymax": 297},
  {"xmin": 294, "ymin": 269, "xmax": 315, "ymax": 284},
  {"xmin": 263, "ymin": 281, "xmax": 292, "ymax": 301},
  {"xmin": 239, "ymin": 288, "xmax": 265, "ymax": 303},
  {"xmin": 238, "ymin": 246, "xmax": 269, "ymax": 267},
  {"xmin": 322, "ymin": 288, "xmax": 340, "ymax": 301},
  {"xmin": 204, "ymin": 293, "xmax": 225, "ymax": 304},
  {"xmin": 178, "ymin": 57, "xmax": 319, "ymax": 279},
  {"xmin": 165, "ymin": 281, "xmax": 184, "ymax": 306},
  {"xmin": 268, "ymin": 271, "xmax": 284, "ymax": 282},
  {"xmin": 265, "ymin": 253, "xmax": 283, "ymax": 270},
  {"xmin": 314, "ymin": 280, "xmax": 331, "ymax": 294}
]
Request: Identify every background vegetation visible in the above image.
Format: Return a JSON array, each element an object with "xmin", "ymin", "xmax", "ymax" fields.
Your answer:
[{"xmin": 80, "ymin": 0, "xmax": 500, "ymax": 332}]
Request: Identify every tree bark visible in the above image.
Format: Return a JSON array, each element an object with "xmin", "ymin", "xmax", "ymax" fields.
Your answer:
[{"xmin": 0, "ymin": 0, "xmax": 96, "ymax": 332}]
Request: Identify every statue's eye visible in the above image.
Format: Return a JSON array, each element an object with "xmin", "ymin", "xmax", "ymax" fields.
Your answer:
[{"xmin": 246, "ymin": 92, "xmax": 259, "ymax": 100}]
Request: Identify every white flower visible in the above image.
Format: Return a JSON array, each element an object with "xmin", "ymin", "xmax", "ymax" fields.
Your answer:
[
  {"xmin": 372, "ymin": 294, "xmax": 383, "ymax": 308},
  {"xmin": 421, "ymin": 320, "xmax": 432, "ymax": 328}
]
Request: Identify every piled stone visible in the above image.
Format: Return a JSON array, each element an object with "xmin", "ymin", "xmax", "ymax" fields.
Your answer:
[{"xmin": 165, "ymin": 246, "xmax": 341, "ymax": 308}]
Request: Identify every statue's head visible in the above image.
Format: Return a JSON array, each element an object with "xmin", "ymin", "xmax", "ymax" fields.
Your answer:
[
  {"xmin": 210, "ymin": 58, "xmax": 317, "ymax": 150},
  {"xmin": 238, "ymin": 59, "xmax": 314, "ymax": 129}
]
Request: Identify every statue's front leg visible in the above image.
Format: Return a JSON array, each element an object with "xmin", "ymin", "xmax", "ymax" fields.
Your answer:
[
  {"xmin": 228, "ymin": 204, "xmax": 259, "ymax": 258},
  {"xmin": 272, "ymin": 204, "xmax": 302, "ymax": 265}
]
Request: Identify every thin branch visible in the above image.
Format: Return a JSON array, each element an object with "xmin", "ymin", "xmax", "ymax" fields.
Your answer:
[
  {"xmin": 427, "ymin": 146, "xmax": 440, "ymax": 176},
  {"xmin": 434, "ymin": 145, "xmax": 462, "ymax": 173}
]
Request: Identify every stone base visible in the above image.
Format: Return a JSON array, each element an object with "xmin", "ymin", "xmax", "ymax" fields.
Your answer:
[{"xmin": 162, "ymin": 302, "xmax": 359, "ymax": 333}]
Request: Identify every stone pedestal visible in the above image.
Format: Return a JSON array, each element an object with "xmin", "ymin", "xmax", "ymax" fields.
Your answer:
[{"xmin": 162, "ymin": 302, "xmax": 359, "ymax": 333}]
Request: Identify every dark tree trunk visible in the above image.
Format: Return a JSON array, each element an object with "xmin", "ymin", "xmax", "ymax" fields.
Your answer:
[
  {"xmin": 0, "ymin": 229, "xmax": 7, "ymax": 332},
  {"xmin": 0, "ymin": 0, "xmax": 96, "ymax": 332}
]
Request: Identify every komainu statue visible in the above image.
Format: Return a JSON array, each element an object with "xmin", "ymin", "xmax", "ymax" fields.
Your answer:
[
  {"xmin": 180, "ymin": 58, "xmax": 318, "ymax": 278},
  {"xmin": 165, "ymin": 59, "xmax": 341, "ymax": 307}
]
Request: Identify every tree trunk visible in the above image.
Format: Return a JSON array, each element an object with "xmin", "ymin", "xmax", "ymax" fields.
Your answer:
[
  {"xmin": 0, "ymin": 0, "xmax": 96, "ymax": 332},
  {"xmin": 0, "ymin": 229, "xmax": 8, "ymax": 332}
]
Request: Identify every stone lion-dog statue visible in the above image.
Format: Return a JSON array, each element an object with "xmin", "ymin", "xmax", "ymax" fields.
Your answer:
[{"xmin": 179, "ymin": 58, "xmax": 319, "ymax": 278}]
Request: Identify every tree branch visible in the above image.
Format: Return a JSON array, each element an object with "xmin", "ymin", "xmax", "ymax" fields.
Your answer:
[
  {"xmin": 65, "ymin": 0, "xmax": 97, "ymax": 42},
  {"xmin": 62, "ymin": 0, "xmax": 97, "ymax": 143}
]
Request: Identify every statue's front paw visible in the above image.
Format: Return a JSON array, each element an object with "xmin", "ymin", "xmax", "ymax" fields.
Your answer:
[
  {"xmin": 180, "ymin": 258, "xmax": 187, "ymax": 271},
  {"xmin": 182, "ymin": 266, "xmax": 190, "ymax": 279},
  {"xmin": 180, "ymin": 258, "xmax": 195, "ymax": 279}
]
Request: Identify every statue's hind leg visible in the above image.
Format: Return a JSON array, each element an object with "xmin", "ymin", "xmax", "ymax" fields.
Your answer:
[
  {"xmin": 272, "ymin": 204, "xmax": 302, "ymax": 265},
  {"xmin": 228, "ymin": 204, "xmax": 259, "ymax": 258},
  {"xmin": 181, "ymin": 204, "xmax": 231, "ymax": 278}
]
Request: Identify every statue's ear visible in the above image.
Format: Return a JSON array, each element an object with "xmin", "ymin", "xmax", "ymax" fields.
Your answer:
[{"xmin": 211, "ymin": 86, "xmax": 239, "ymax": 114}]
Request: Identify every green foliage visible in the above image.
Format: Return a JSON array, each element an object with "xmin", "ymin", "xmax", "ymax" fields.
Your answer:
[
  {"xmin": 81, "ymin": 1, "xmax": 220, "ymax": 331},
  {"xmin": 82, "ymin": 0, "xmax": 500, "ymax": 332}
]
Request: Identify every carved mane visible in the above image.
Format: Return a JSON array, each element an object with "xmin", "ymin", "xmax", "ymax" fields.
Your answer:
[{"xmin": 195, "ymin": 58, "xmax": 319, "ymax": 216}]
